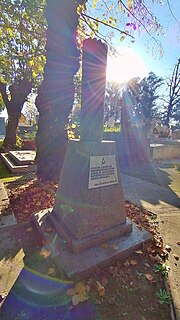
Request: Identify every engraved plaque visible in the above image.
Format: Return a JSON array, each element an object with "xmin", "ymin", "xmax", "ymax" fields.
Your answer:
[{"xmin": 88, "ymin": 155, "xmax": 118, "ymax": 189}]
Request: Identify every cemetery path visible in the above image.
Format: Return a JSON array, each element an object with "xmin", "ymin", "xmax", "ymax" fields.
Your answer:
[
  {"xmin": 121, "ymin": 161, "xmax": 180, "ymax": 320},
  {"xmin": 0, "ymin": 181, "xmax": 17, "ymax": 229}
]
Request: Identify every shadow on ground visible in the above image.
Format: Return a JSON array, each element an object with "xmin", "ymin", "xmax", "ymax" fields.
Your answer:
[
  {"xmin": 119, "ymin": 161, "xmax": 180, "ymax": 208},
  {"xmin": 119, "ymin": 161, "xmax": 172, "ymax": 187},
  {"xmin": 0, "ymin": 223, "xmax": 98, "ymax": 320}
]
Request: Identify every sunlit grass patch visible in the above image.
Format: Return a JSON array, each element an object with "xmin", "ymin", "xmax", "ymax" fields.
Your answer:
[
  {"xmin": 0, "ymin": 160, "xmax": 23, "ymax": 183},
  {"xmin": 104, "ymin": 124, "xmax": 121, "ymax": 132}
]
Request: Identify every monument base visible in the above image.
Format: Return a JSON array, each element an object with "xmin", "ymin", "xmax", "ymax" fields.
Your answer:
[
  {"xmin": 49, "ymin": 211, "xmax": 132, "ymax": 253},
  {"xmin": 32, "ymin": 209, "xmax": 152, "ymax": 279},
  {"xmin": 53, "ymin": 140, "xmax": 127, "ymax": 241}
]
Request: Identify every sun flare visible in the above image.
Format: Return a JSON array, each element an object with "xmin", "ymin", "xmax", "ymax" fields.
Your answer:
[{"xmin": 106, "ymin": 47, "xmax": 148, "ymax": 84}]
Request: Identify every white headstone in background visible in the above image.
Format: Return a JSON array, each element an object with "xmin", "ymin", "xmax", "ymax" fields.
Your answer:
[{"xmin": 106, "ymin": 116, "xmax": 115, "ymax": 128}]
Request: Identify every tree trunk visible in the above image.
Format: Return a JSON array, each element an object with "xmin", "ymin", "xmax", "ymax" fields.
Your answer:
[
  {"xmin": 36, "ymin": 0, "xmax": 85, "ymax": 182},
  {"xmin": 0, "ymin": 80, "xmax": 32, "ymax": 151},
  {"xmin": 165, "ymin": 102, "xmax": 172, "ymax": 126},
  {"xmin": 165, "ymin": 59, "xmax": 180, "ymax": 126},
  {"xmin": 3, "ymin": 111, "xmax": 21, "ymax": 149}
]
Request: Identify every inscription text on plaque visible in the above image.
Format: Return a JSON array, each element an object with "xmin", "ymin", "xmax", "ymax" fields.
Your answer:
[{"xmin": 88, "ymin": 155, "xmax": 118, "ymax": 189}]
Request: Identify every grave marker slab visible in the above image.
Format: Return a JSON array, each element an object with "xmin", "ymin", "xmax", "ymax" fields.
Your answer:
[
  {"xmin": 9, "ymin": 150, "xmax": 36, "ymax": 165},
  {"xmin": 1, "ymin": 150, "xmax": 36, "ymax": 173}
]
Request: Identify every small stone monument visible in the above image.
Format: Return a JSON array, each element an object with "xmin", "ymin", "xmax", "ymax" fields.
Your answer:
[
  {"xmin": 52, "ymin": 39, "xmax": 132, "ymax": 252},
  {"xmin": 33, "ymin": 39, "xmax": 151, "ymax": 278}
]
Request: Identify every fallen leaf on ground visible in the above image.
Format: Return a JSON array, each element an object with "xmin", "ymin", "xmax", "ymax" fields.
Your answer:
[
  {"xmin": 112, "ymin": 244, "xmax": 119, "ymax": 251},
  {"xmin": 123, "ymin": 261, "xmax": 130, "ymax": 267},
  {"xmin": 176, "ymin": 241, "xmax": 180, "ymax": 246},
  {"xmin": 130, "ymin": 259, "xmax": 138, "ymax": 266},
  {"xmin": 147, "ymin": 248, "xmax": 156, "ymax": 254},
  {"xmin": 85, "ymin": 285, "xmax": 91, "ymax": 292},
  {"xmin": 101, "ymin": 243, "xmax": 108, "ymax": 249},
  {"xmin": 155, "ymin": 240, "xmax": 163, "ymax": 248},
  {"xmin": 149, "ymin": 254, "xmax": 162, "ymax": 263},
  {"xmin": 100, "ymin": 276, "xmax": 108, "ymax": 287},
  {"xmin": 39, "ymin": 249, "xmax": 51, "ymax": 258},
  {"xmin": 173, "ymin": 254, "xmax": 179, "ymax": 261},
  {"xmin": 135, "ymin": 250, "xmax": 143, "ymax": 255},
  {"xmin": 145, "ymin": 273, "xmax": 154, "ymax": 281},
  {"xmin": 72, "ymin": 293, "xmax": 88, "ymax": 305},
  {"xmin": 160, "ymin": 250, "xmax": 169, "ymax": 258},
  {"xmin": 0, "ymin": 292, "xmax": 7, "ymax": 299},
  {"xmin": 66, "ymin": 288, "xmax": 76, "ymax": 297},
  {"xmin": 109, "ymin": 266, "xmax": 118, "ymax": 277},
  {"xmin": 137, "ymin": 224, "xmax": 143, "ymax": 230},
  {"xmin": 95, "ymin": 299, "xmax": 102, "ymax": 305},
  {"xmin": 67, "ymin": 281, "xmax": 89, "ymax": 306},
  {"xmin": 165, "ymin": 244, "xmax": 171, "ymax": 252},
  {"xmin": 26, "ymin": 227, "xmax": 33, "ymax": 232},
  {"xmin": 86, "ymin": 278, "xmax": 94, "ymax": 287},
  {"xmin": 96, "ymin": 281, "xmax": 105, "ymax": 296},
  {"xmin": 47, "ymin": 267, "xmax": 56, "ymax": 275},
  {"xmin": 144, "ymin": 263, "xmax": 150, "ymax": 268},
  {"xmin": 75, "ymin": 282, "xmax": 86, "ymax": 294}
]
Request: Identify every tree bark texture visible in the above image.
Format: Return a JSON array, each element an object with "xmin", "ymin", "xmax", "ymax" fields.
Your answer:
[
  {"xmin": 0, "ymin": 80, "xmax": 32, "ymax": 151},
  {"xmin": 36, "ymin": 0, "xmax": 86, "ymax": 181}
]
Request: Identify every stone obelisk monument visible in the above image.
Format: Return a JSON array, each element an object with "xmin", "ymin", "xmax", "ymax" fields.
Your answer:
[
  {"xmin": 53, "ymin": 39, "xmax": 132, "ymax": 252},
  {"xmin": 33, "ymin": 38, "xmax": 151, "ymax": 278}
]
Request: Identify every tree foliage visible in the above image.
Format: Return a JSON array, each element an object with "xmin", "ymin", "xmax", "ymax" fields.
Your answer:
[
  {"xmin": 23, "ymin": 92, "xmax": 38, "ymax": 125},
  {"xmin": 124, "ymin": 72, "xmax": 164, "ymax": 123},
  {"xmin": 35, "ymin": 0, "xmax": 176, "ymax": 181},
  {"xmin": 164, "ymin": 58, "xmax": 180, "ymax": 125},
  {"xmin": 0, "ymin": 0, "xmax": 46, "ymax": 149},
  {"xmin": 104, "ymin": 81, "xmax": 124, "ymax": 122},
  {"xmin": 77, "ymin": 0, "xmax": 164, "ymax": 52},
  {"xmin": 0, "ymin": 0, "xmax": 178, "ymax": 177},
  {"xmin": 0, "ymin": 0, "xmax": 46, "ymax": 109},
  {"xmin": 0, "ymin": 0, "xmax": 46, "ymax": 87}
]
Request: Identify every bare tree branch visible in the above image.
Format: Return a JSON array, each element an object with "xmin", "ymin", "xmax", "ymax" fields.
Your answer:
[
  {"xmin": 81, "ymin": 12, "xmax": 135, "ymax": 39},
  {"xmin": 165, "ymin": 58, "xmax": 180, "ymax": 124},
  {"xmin": 118, "ymin": 0, "xmax": 163, "ymax": 49},
  {"xmin": 166, "ymin": 0, "xmax": 180, "ymax": 32}
]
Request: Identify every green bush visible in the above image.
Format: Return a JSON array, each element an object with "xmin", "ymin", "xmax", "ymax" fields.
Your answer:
[
  {"xmin": 24, "ymin": 130, "xmax": 37, "ymax": 140},
  {"xmin": 0, "ymin": 139, "xmax": 3, "ymax": 148},
  {"xmin": 104, "ymin": 124, "xmax": 121, "ymax": 132}
]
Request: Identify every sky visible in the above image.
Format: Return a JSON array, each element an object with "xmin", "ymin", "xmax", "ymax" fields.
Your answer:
[{"xmin": 106, "ymin": 0, "xmax": 180, "ymax": 83}]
